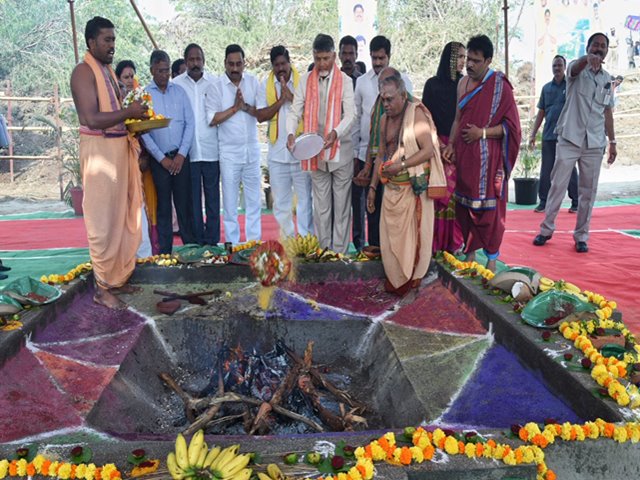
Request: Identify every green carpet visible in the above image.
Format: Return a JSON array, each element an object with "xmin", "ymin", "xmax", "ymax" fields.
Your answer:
[
  {"xmin": 0, "ymin": 248, "xmax": 90, "ymax": 288},
  {"xmin": 0, "ymin": 210, "xmax": 76, "ymax": 221},
  {"xmin": 623, "ymin": 230, "xmax": 640, "ymax": 238},
  {"xmin": 507, "ymin": 196, "xmax": 640, "ymax": 211}
]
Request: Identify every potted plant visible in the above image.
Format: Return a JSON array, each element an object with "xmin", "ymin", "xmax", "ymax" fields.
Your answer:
[{"xmin": 513, "ymin": 148, "xmax": 541, "ymax": 205}]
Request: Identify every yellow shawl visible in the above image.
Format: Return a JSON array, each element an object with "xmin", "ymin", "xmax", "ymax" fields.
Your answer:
[{"xmin": 266, "ymin": 66, "xmax": 303, "ymax": 143}]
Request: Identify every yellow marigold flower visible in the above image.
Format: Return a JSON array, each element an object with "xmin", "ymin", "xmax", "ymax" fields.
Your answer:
[
  {"xmin": 410, "ymin": 446, "xmax": 424, "ymax": 463},
  {"xmin": 354, "ymin": 447, "xmax": 366, "ymax": 459},
  {"xmin": 383, "ymin": 431, "xmax": 396, "ymax": 445},
  {"xmin": 102, "ymin": 464, "xmax": 119, "ymax": 479},
  {"xmin": 575, "ymin": 425, "xmax": 586, "ymax": 441},
  {"xmin": 630, "ymin": 425, "xmax": 640, "ymax": 443},
  {"xmin": 413, "ymin": 429, "xmax": 431, "ymax": 448},
  {"xmin": 561, "ymin": 422, "xmax": 572, "ymax": 441},
  {"xmin": 492, "ymin": 444, "xmax": 505, "ymax": 459},
  {"xmin": 358, "ymin": 458, "xmax": 374, "ymax": 479},
  {"xmin": 76, "ymin": 464, "xmax": 87, "ymax": 478},
  {"xmin": 57, "ymin": 462, "xmax": 72, "ymax": 479},
  {"xmin": 432, "ymin": 428, "xmax": 445, "ymax": 445},
  {"xmin": 444, "ymin": 436, "xmax": 459, "ymax": 455},
  {"xmin": 542, "ymin": 429, "xmax": 555, "ymax": 444},
  {"xmin": 348, "ymin": 466, "xmax": 362, "ymax": 480},
  {"xmin": 337, "ymin": 472, "xmax": 349, "ymax": 480},
  {"xmin": 591, "ymin": 364, "xmax": 607, "ymax": 378},
  {"xmin": 482, "ymin": 443, "xmax": 493, "ymax": 458},
  {"xmin": 522, "ymin": 447, "xmax": 535, "ymax": 464},
  {"xmin": 464, "ymin": 443, "xmax": 476, "ymax": 458},
  {"xmin": 524, "ymin": 422, "xmax": 541, "ymax": 437},
  {"xmin": 48, "ymin": 461, "xmax": 59, "ymax": 477},
  {"xmin": 370, "ymin": 443, "xmax": 386, "ymax": 461},
  {"xmin": 618, "ymin": 391, "xmax": 631, "ymax": 407},
  {"xmin": 503, "ymin": 451, "xmax": 516, "ymax": 465},
  {"xmin": 0, "ymin": 459, "xmax": 8, "ymax": 479},
  {"xmin": 607, "ymin": 364, "xmax": 620, "ymax": 376},
  {"xmin": 614, "ymin": 426, "xmax": 628, "ymax": 443},
  {"xmin": 16, "ymin": 459, "xmax": 27, "ymax": 477}
]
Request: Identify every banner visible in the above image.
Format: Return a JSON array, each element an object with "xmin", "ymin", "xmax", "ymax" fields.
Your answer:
[
  {"xmin": 338, "ymin": 0, "xmax": 378, "ymax": 72},
  {"xmin": 534, "ymin": 0, "xmax": 639, "ymax": 95}
]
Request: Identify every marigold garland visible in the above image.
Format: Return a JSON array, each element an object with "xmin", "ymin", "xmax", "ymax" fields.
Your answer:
[
  {"xmin": 0, "ymin": 455, "xmax": 121, "ymax": 480},
  {"xmin": 40, "ymin": 262, "xmax": 92, "ymax": 285}
]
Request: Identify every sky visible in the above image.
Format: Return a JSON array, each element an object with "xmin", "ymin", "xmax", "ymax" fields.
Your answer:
[{"xmin": 137, "ymin": 0, "xmax": 177, "ymax": 23}]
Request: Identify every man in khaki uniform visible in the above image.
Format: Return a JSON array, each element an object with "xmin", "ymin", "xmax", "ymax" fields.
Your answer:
[{"xmin": 533, "ymin": 33, "xmax": 617, "ymax": 253}]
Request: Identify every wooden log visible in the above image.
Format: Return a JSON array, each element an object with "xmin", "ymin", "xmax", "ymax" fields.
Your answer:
[
  {"xmin": 281, "ymin": 341, "xmax": 367, "ymax": 411},
  {"xmin": 182, "ymin": 359, "xmax": 225, "ymax": 436}
]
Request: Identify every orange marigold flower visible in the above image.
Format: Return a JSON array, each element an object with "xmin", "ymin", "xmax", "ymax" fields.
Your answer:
[
  {"xmin": 570, "ymin": 427, "xmax": 577, "ymax": 441},
  {"xmin": 9, "ymin": 461, "xmax": 17, "ymax": 476},
  {"xmin": 364, "ymin": 445, "xmax": 373, "ymax": 459},
  {"xmin": 378, "ymin": 437, "xmax": 391, "ymax": 452},
  {"xmin": 604, "ymin": 423, "xmax": 615, "ymax": 438},
  {"xmin": 356, "ymin": 464, "xmax": 367, "ymax": 477},
  {"xmin": 519, "ymin": 428, "xmax": 529, "ymax": 441},
  {"xmin": 502, "ymin": 445, "xmax": 512, "ymax": 458},
  {"xmin": 487, "ymin": 439, "xmax": 497, "ymax": 448},
  {"xmin": 27, "ymin": 463, "xmax": 36, "ymax": 476},
  {"xmin": 475, "ymin": 443, "xmax": 484, "ymax": 457},
  {"xmin": 399, "ymin": 447, "xmax": 412, "ymax": 465},
  {"xmin": 437, "ymin": 437, "xmax": 446, "ymax": 450},
  {"xmin": 515, "ymin": 449, "xmax": 524, "ymax": 463},
  {"xmin": 554, "ymin": 424, "xmax": 562, "ymax": 435},
  {"xmin": 42, "ymin": 460, "xmax": 51, "ymax": 476},
  {"xmin": 532, "ymin": 434, "xmax": 549, "ymax": 448},
  {"xmin": 423, "ymin": 445, "xmax": 435, "ymax": 461},
  {"xmin": 546, "ymin": 469, "xmax": 557, "ymax": 480},
  {"xmin": 458, "ymin": 441, "xmax": 465, "ymax": 453},
  {"xmin": 618, "ymin": 366, "xmax": 627, "ymax": 377}
]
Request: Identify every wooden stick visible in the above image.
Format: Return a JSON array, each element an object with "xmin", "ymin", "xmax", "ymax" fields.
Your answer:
[
  {"xmin": 205, "ymin": 393, "xmax": 324, "ymax": 433},
  {"xmin": 183, "ymin": 359, "xmax": 225, "ymax": 436},
  {"xmin": 158, "ymin": 372, "xmax": 198, "ymax": 422},
  {"xmin": 281, "ymin": 342, "xmax": 367, "ymax": 410}
]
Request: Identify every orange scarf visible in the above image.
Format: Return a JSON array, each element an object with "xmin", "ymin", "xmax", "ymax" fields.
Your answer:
[{"xmin": 302, "ymin": 63, "xmax": 343, "ymax": 171}]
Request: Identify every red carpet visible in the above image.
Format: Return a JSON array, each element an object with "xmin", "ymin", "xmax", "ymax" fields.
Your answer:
[
  {"xmin": 1, "ymin": 214, "xmax": 281, "ymax": 250},
  {"xmin": 501, "ymin": 205, "xmax": 640, "ymax": 332},
  {"xmin": 2, "ymin": 205, "xmax": 639, "ymax": 331}
]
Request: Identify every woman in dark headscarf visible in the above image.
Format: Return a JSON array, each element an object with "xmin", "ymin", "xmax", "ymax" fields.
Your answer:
[{"xmin": 422, "ymin": 42, "xmax": 466, "ymax": 254}]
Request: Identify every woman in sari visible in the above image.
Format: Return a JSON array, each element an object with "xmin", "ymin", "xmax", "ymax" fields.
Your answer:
[
  {"xmin": 116, "ymin": 60, "xmax": 159, "ymax": 256},
  {"xmin": 421, "ymin": 42, "xmax": 466, "ymax": 254}
]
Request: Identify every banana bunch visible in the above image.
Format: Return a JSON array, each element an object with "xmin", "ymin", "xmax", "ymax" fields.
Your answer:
[
  {"xmin": 538, "ymin": 277, "xmax": 587, "ymax": 300},
  {"xmin": 257, "ymin": 464, "xmax": 286, "ymax": 480},
  {"xmin": 285, "ymin": 233, "xmax": 320, "ymax": 257},
  {"xmin": 167, "ymin": 431, "xmax": 251, "ymax": 480}
]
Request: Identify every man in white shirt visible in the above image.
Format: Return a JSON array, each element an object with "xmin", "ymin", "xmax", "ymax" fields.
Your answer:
[
  {"xmin": 256, "ymin": 46, "xmax": 313, "ymax": 238},
  {"xmin": 353, "ymin": 35, "xmax": 413, "ymax": 248},
  {"xmin": 206, "ymin": 44, "xmax": 261, "ymax": 244},
  {"xmin": 173, "ymin": 43, "xmax": 220, "ymax": 246},
  {"xmin": 286, "ymin": 34, "xmax": 355, "ymax": 254}
]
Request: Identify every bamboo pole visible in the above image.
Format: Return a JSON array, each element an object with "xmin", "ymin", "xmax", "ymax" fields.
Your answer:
[
  {"xmin": 68, "ymin": 0, "xmax": 79, "ymax": 64},
  {"xmin": 503, "ymin": 0, "xmax": 509, "ymax": 78},
  {"xmin": 54, "ymin": 85, "xmax": 64, "ymax": 201},
  {"xmin": 129, "ymin": 0, "xmax": 159, "ymax": 50},
  {"xmin": 7, "ymin": 81, "xmax": 14, "ymax": 183}
]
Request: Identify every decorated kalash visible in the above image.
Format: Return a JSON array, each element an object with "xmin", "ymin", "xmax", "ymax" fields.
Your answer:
[
  {"xmin": 3, "ymin": 238, "xmax": 640, "ymax": 480},
  {"xmin": 122, "ymin": 77, "xmax": 170, "ymax": 133}
]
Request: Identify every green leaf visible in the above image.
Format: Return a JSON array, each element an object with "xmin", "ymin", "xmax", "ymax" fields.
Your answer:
[{"xmin": 70, "ymin": 446, "xmax": 92, "ymax": 465}]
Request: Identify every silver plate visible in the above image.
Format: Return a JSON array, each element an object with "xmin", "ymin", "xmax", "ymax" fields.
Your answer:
[{"xmin": 291, "ymin": 133, "xmax": 324, "ymax": 161}]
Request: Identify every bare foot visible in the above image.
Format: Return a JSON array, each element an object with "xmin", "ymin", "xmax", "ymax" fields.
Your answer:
[
  {"xmin": 110, "ymin": 284, "xmax": 142, "ymax": 295},
  {"xmin": 94, "ymin": 288, "xmax": 127, "ymax": 310},
  {"xmin": 486, "ymin": 259, "xmax": 497, "ymax": 272},
  {"xmin": 465, "ymin": 251, "xmax": 476, "ymax": 263}
]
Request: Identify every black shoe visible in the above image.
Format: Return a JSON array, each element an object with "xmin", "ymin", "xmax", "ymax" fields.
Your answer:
[
  {"xmin": 533, "ymin": 204, "xmax": 545, "ymax": 213},
  {"xmin": 575, "ymin": 241, "xmax": 588, "ymax": 253},
  {"xmin": 0, "ymin": 261, "xmax": 10, "ymax": 272},
  {"xmin": 569, "ymin": 205, "xmax": 578, "ymax": 213},
  {"xmin": 0, "ymin": 273, "xmax": 7, "ymax": 280},
  {"xmin": 533, "ymin": 234, "xmax": 552, "ymax": 246}
]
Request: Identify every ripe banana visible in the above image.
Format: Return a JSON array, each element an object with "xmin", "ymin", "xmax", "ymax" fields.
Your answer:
[
  {"xmin": 539, "ymin": 276, "xmax": 555, "ymax": 287},
  {"xmin": 195, "ymin": 441, "xmax": 208, "ymax": 469},
  {"xmin": 203, "ymin": 446, "xmax": 222, "ymax": 468},
  {"xmin": 188, "ymin": 430, "xmax": 205, "ymax": 467},
  {"xmin": 210, "ymin": 444, "xmax": 240, "ymax": 471},
  {"xmin": 257, "ymin": 473, "xmax": 273, "ymax": 480},
  {"xmin": 561, "ymin": 281, "xmax": 581, "ymax": 294},
  {"xmin": 175, "ymin": 433, "xmax": 191, "ymax": 471},
  {"xmin": 267, "ymin": 463, "xmax": 285, "ymax": 480},
  {"xmin": 228, "ymin": 468, "xmax": 252, "ymax": 480},
  {"xmin": 217, "ymin": 453, "xmax": 251, "ymax": 478},
  {"xmin": 167, "ymin": 451, "xmax": 192, "ymax": 480}
]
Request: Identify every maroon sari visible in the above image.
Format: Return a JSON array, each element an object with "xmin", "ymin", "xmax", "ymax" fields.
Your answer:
[{"xmin": 453, "ymin": 70, "xmax": 521, "ymax": 255}]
